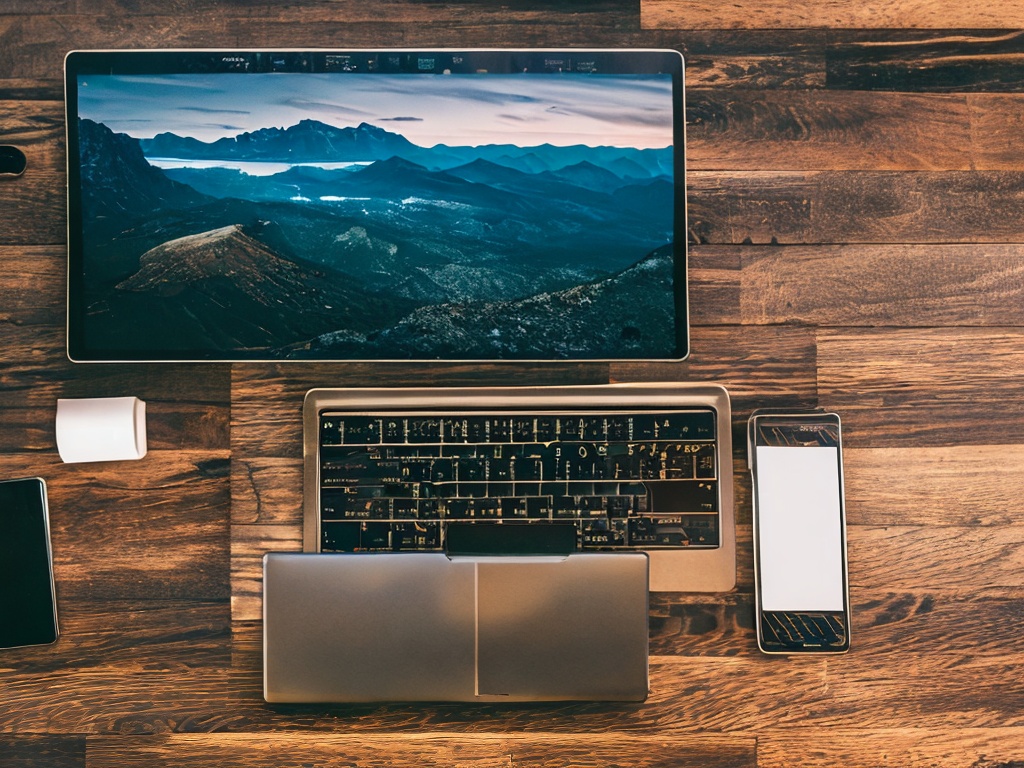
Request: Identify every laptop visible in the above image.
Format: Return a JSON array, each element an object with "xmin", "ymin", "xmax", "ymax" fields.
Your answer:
[
  {"xmin": 262, "ymin": 382, "xmax": 735, "ymax": 702},
  {"xmin": 63, "ymin": 48, "xmax": 688, "ymax": 362}
]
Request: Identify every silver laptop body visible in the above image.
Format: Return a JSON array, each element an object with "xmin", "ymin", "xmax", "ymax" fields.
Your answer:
[
  {"xmin": 303, "ymin": 382, "xmax": 735, "ymax": 593},
  {"xmin": 264, "ymin": 382, "xmax": 735, "ymax": 703},
  {"xmin": 263, "ymin": 551, "xmax": 649, "ymax": 703}
]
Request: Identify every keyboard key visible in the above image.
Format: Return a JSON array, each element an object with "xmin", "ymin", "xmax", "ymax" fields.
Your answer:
[{"xmin": 319, "ymin": 409, "xmax": 720, "ymax": 553}]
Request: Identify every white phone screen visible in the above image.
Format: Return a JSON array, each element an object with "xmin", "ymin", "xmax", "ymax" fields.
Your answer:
[{"xmin": 755, "ymin": 445, "xmax": 844, "ymax": 612}]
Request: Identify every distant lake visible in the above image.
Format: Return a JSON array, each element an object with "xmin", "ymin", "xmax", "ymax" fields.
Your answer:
[{"xmin": 146, "ymin": 158, "xmax": 372, "ymax": 176}]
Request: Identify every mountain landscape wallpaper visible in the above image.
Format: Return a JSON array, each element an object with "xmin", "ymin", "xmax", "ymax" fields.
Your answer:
[{"xmin": 72, "ymin": 72, "xmax": 680, "ymax": 359}]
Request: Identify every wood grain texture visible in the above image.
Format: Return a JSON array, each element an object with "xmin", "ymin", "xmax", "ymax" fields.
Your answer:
[
  {"xmin": 827, "ymin": 29, "xmax": 1024, "ymax": 91},
  {"xmin": 231, "ymin": 523, "xmax": 301, "ymax": 621},
  {"xmin": 850, "ymin": 525, "xmax": 1024, "ymax": 592},
  {"xmin": 845, "ymin": 445, "xmax": 1024, "ymax": 526},
  {"xmin": 688, "ymin": 170, "xmax": 1024, "ymax": 244},
  {"xmin": 0, "ymin": 600, "xmax": 231, "ymax": 734},
  {"xmin": 689, "ymin": 91, "xmax": 1024, "ymax": 171},
  {"xmin": 0, "ymin": 101, "xmax": 65, "ymax": 246},
  {"xmin": 40, "ymin": 451, "xmax": 228, "ymax": 601},
  {"xmin": 642, "ymin": 0, "xmax": 1024, "ymax": 29},
  {"xmin": 0, "ymin": 11, "xmax": 639, "ymax": 82},
  {"xmin": 83, "ymin": 733, "xmax": 756, "ymax": 768},
  {"xmin": 736, "ymin": 244, "xmax": 1024, "ymax": 326},
  {"xmin": 680, "ymin": 30, "xmax": 827, "ymax": 88},
  {"xmin": 817, "ymin": 328, "xmax": 1024, "ymax": 447},
  {"xmin": 225, "ymin": 623, "xmax": 1024, "ymax": 732},
  {"xmin": 0, "ymin": 0, "xmax": 1023, "ymax": 765},
  {"xmin": 0, "ymin": 735, "xmax": 84, "ymax": 768},
  {"xmin": 688, "ymin": 90, "xmax": 977, "ymax": 171},
  {"xmin": 757, "ymin": 728, "xmax": 1024, "ymax": 768}
]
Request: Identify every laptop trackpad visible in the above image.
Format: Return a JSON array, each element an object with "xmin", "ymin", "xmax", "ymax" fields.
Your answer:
[{"xmin": 475, "ymin": 554, "xmax": 649, "ymax": 701}]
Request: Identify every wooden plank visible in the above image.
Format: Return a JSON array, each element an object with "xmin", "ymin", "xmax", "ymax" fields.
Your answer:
[
  {"xmin": 84, "ymin": 733, "xmax": 756, "ymax": 768},
  {"xmin": 642, "ymin": 0, "xmax": 1024, "ymax": 29},
  {"xmin": 0, "ymin": 359, "xmax": 231, "ymax": 454},
  {"xmin": 690, "ymin": 91, "xmax": 1024, "ymax": 172},
  {"xmin": 650, "ymin": 590, "xmax": 1024, "ymax": 660},
  {"xmin": 816, "ymin": 654, "xmax": 1024, "ymax": 728},
  {"xmin": 0, "ymin": 377, "xmax": 230, "ymax": 454},
  {"xmin": 0, "ymin": 451, "xmax": 230, "ymax": 601},
  {"xmin": 0, "ymin": 15, "xmax": 823, "ymax": 91},
  {"xmin": 735, "ymin": 244, "xmax": 1024, "ymax": 326},
  {"xmin": 680, "ymin": 30, "xmax": 827, "ymax": 88},
  {"xmin": 850, "ymin": 525, "xmax": 1024, "ymax": 593},
  {"xmin": 0, "ymin": 246, "xmax": 63, "ymax": 331},
  {"xmin": 227, "ymin": 624, "xmax": 1024, "ymax": 730},
  {"xmin": 231, "ymin": 457, "xmax": 302, "ymax": 525},
  {"xmin": 687, "ymin": 91, "xmax": 977, "ymax": 171},
  {"xmin": 846, "ymin": 446, "xmax": 1024, "ymax": 527},
  {"xmin": 65, "ymin": 0, "xmax": 638, "ymax": 25},
  {"xmin": 0, "ymin": 735, "xmax": 84, "ymax": 768},
  {"xmin": 692, "ymin": 169, "xmax": 1024, "ymax": 244},
  {"xmin": 853, "ymin": 592, "xmax": 1024, "ymax": 660},
  {"xmin": 0, "ymin": 100, "xmax": 65, "ymax": 246},
  {"xmin": 649, "ymin": 592, "xmax": 755, "ymax": 657},
  {"xmin": 50, "ymin": 451, "xmax": 230, "ymax": 601},
  {"xmin": 6, "ymin": 14, "xmax": 1024, "ymax": 92},
  {"xmin": 758, "ymin": 727, "xmax": 1024, "ymax": 768},
  {"xmin": 0, "ymin": 666, "xmax": 231, "ymax": 735},
  {"xmin": 688, "ymin": 246, "xmax": 741, "ymax": 326},
  {"xmin": 817, "ymin": 328, "xmax": 1024, "ymax": 447},
  {"xmin": 0, "ymin": 24, "xmax": 827, "ymax": 90},
  {"xmin": 827, "ymin": 29, "xmax": 1024, "ymax": 92},
  {"xmin": 0, "ymin": 0, "xmax": 73, "ymax": 12},
  {"xmin": 0, "ymin": 600, "xmax": 228, "ymax": 677},
  {"xmin": 230, "ymin": 523, "xmax": 300, "ymax": 621},
  {"xmin": 968, "ymin": 93, "xmax": 1024, "ymax": 169},
  {"xmin": 28, "ymin": 25, "xmax": 1019, "ymax": 100},
  {"xmin": 688, "ymin": 170, "xmax": 1024, "ymax": 245},
  {"xmin": 0, "ymin": 79, "xmax": 63, "ymax": 100},
  {"xmin": 0, "ymin": 12, "xmax": 640, "ymax": 82},
  {"xmin": 0, "ymin": 600, "xmax": 230, "ymax": 735}
]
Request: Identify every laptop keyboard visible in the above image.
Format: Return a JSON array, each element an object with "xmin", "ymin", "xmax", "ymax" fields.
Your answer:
[{"xmin": 317, "ymin": 409, "xmax": 720, "ymax": 553}]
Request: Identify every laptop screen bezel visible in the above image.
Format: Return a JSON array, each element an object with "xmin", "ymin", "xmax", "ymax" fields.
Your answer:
[{"xmin": 64, "ymin": 48, "xmax": 688, "ymax": 363}]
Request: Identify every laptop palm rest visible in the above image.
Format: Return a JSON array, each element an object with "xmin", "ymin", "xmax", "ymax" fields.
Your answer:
[{"xmin": 263, "ymin": 552, "xmax": 649, "ymax": 703}]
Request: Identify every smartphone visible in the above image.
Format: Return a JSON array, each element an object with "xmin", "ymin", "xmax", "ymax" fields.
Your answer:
[
  {"xmin": 0, "ymin": 478, "xmax": 59, "ymax": 648},
  {"xmin": 748, "ymin": 410, "xmax": 850, "ymax": 654}
]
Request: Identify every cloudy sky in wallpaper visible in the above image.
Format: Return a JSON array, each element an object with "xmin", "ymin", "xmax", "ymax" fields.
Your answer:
[{"xmin": 76, "ymin": 72, "xmax": 674, "ymax": 149}]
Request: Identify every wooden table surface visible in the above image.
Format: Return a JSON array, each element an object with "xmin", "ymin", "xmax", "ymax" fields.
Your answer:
[{"xmin": 2, "ymin": 2, "xmax": 1023, "ymax": 766}]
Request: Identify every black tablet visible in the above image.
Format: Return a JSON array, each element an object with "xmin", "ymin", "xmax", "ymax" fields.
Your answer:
[{"xmin": 65, "ymin": 49, "xmax": 687, "ymax": 362}]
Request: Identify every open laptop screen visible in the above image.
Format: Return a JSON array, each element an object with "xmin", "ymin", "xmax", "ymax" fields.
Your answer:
[{"xmin": 65, "ymin": 50, "xmax": 687, "ymax": 362}]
